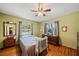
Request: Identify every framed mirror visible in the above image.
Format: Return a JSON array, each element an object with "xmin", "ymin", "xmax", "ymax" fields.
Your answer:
[{"xmin": 3, "ymin": 21, "xmax": 16, "ymax": 36}]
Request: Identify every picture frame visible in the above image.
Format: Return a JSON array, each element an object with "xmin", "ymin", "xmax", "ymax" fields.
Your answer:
[{"xmin": 3, "ymin": 21, "xmax": 16, "ymax": 36}]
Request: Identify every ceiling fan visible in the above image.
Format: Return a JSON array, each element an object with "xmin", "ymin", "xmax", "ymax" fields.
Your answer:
[{"xmin": 32, "ymin": 3, "xmax": 51, "ymax": 16}]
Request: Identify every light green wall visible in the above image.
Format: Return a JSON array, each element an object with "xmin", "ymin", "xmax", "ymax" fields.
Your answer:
[
  {"xmin": 40, "ymin": 12, "xmax": 79, "ymax": 49},
  {"xmin": 0, "ymin": 13, "xmax": 40, "ymax": 48},
  {"xmin": 0, "ymin": 12, "xmax": 79, "ymax": 49}
]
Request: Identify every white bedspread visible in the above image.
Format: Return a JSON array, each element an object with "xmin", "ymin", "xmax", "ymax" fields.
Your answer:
[{"xmin": 19, "ymin": 35, "xmax": 48, "ymax": 56}]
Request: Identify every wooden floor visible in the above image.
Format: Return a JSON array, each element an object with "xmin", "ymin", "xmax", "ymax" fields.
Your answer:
[
  {"xmin": 47, "ymin": 44, "xmax": 77, "ymax": 56},
  {"xmin": 0, "ymin": 44, "xmax": 78, "ymax": 56}
]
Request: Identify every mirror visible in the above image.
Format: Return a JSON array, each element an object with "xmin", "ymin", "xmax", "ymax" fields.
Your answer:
[{"xmin": 3, "ymin": 21, "xmax": 16, "ymax": 36}]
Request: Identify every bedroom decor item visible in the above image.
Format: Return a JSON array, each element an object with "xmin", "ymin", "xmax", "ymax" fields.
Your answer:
[
  {"xmin": 3, "ymin": 21, "xmax": 16, "ymax": 36},
  {"xmin": 62, "ymin": 26, "xmax": 67, "ymax": 32},
  {"xmin": 32, "ymin": 3, "xmax": 51, "ymax": 16}
]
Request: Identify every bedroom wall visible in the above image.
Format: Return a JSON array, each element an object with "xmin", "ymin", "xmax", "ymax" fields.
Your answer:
[
  {"xmin": 39, "ymin": 11, "xmax": 79, "ymax": 49},
  {"xmin": 0, "ymin": 13, "xmax": 40, "ymax": 48},
  {"xmin": 0, "ymin": 12, "xmax": 79, "ymax": 49}
]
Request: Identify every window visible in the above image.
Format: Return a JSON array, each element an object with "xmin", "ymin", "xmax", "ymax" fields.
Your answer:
[
  {"xmin": 20, "ymin": 24, "xmax": 33, "ymax": 35},
  {"xmin": 44, "ymin": 22, "xmax": 59, "ymax": 36}
]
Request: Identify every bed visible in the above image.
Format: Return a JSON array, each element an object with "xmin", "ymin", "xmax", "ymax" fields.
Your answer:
[{"xmin": 19, "ymin": 35, "xmax": 48, "ymax": 56}]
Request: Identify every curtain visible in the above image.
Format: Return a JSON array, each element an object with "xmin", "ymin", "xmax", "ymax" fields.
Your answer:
[{"xmin": 44, "ymin": 23, "xmax": 47, "ymax": 34}]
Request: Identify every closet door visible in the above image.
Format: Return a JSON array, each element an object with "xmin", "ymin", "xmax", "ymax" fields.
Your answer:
[{"xmin": 77, "ymin": 32, "xmax": 79, "ymax": 55}]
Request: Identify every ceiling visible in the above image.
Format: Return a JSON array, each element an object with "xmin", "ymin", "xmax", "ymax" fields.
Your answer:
[{"xmin": 0, "ymin": 3, "xmax": 79, "ymax": 22}]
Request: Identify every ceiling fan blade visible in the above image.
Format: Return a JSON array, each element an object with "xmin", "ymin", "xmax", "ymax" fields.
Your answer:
[
  {"xmin": 32, "ymin": 10, "xmax": 38, "ymax": 12},
  {"xmin": 43, "ymin": 9, "xmax": 51, "ymax": 12}
]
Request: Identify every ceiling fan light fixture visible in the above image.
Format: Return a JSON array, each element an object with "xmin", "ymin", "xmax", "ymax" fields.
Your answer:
[
  {"xmin": 32, "ymin": 3, "xmax": 51, "ymax": 16},
  {"xmin": 38, "ymin": 12, "xmax": 43, "ymax": 16}
]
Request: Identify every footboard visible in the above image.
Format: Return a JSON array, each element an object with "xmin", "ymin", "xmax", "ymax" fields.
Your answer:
[{"xmin": 39, "ymin": 37, "xmax": 48, "ymax": 53}]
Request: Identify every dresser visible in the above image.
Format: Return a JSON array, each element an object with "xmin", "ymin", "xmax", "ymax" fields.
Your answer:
[
  {"xmin": 42, "ymin": 34, "xmax": 59, "ymax": 46},
  {"xmin": 3, "ymin": 35, "xmax": 16, "ymax": 48}
]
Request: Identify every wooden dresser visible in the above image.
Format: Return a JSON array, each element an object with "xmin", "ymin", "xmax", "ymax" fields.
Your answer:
[
  {"xmin": 3, "ymin": 35, "xmax": 16, "ymax": 48},
  {"xmin": 42, "ymin": 34, "xmax": 59, "ymax": 46}
]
